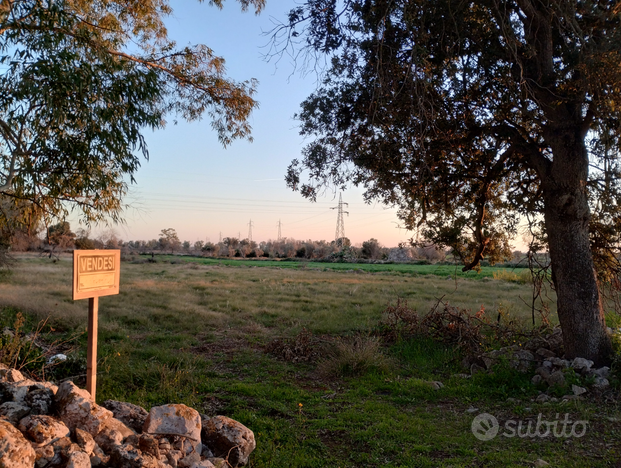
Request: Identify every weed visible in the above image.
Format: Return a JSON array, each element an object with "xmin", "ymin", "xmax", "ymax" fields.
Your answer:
[
  {"xmin": 265, "ymin": 328, "xmax": 321, "ymax": 363},
  {"xmin": 317, "ymin": 334, "xmax": 391, "ymax": 378}
]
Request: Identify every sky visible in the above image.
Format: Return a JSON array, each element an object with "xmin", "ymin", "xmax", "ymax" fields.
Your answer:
[{"xmin": 85, "ymin": 0, "xmax": 416, "ymax": 248}]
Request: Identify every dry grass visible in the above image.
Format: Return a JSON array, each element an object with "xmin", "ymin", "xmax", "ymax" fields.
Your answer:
[
  {"xmin": 317, "ymin": 334, "xmax": 391, "ymax": 377},
  {"xmin": 0, "ymin": 254, "xmax": 555, "ymax": 341}
]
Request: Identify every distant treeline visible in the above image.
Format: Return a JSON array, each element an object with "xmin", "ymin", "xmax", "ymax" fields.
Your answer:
[{"xmin": 4, "ymin": 223, "xmax": 539, "ymax": 267}]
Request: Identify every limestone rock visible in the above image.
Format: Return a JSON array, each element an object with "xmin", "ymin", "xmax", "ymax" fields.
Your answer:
[
  {"xmin": 144, "ymin": 404, "xmax": 201, "ymax": 442},
  {"xmin": 18, "ymin": 414, "xmax": 70, "ymax": 445},
  {"xmin": 593, "ymin": 376, "xmax": 610, "ymax": 389},
  {"xmin": 0, "ymin": 401, "xmax": 30, "ymax": 424},
  {"xmin": 75, "ymin": 427, "xmax": 97, "ymax": 455},
  {"xmin": 138, "ymin": 433, "xmax": 161, "ymax": 459},
  {"xmin": 0, "ymin": 419, "xmax": 36, "ymax": 468},
  {"xmin": 66, "ymin": 450, "xmax": 91, "ymax": 468},
  {"xmin": 202, "ymin": 415, "xmax": 256, "ymax": 467},
  {"xmin": 593, "ymin": 366, "xmax": 610, "ymax": 379},
  {"xmin": 571, "ymin": 357, "xmax": 594, "ymax": 374},
  {"xmin": 34, "ymin": 443, "xmax": 56, "ymax": 467},
  {"xmin": 571, "ymin": 385, "xmax": 587, "ymax": 396},
  {"xmin": 25, "ymin": 387, "xmax": 54, "ymax": 415},
  {"xmin": 535, "ymin": 348, "xmax": 556, "ymax": 359},
  {"xmin": 110, "ymin": 442, "xmax": 165, "ymax": 468},
  {"xmin": 545, "ymin": 370, "xmax": 566, "ymax": 388},
  {"xmin": 103, "ymin": 399, "xmax": 149, "ymax": 433},
  {"xmin": 0, "ymin": 368, "xmax": 24, "ymax": 383},
  {"xmin": 55, "ymin": 380, "xmax": 113, "ymax": 435},
  {"xmin": 94, "ymin": 417, "xmax": 135, "ymax": 452}
]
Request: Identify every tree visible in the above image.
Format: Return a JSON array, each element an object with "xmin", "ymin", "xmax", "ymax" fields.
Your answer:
[
  {"xmin": 47, "ymin": 221, "xmax": 75, "ymax": 249},
  {"xmin": 159, "ymin": 228, "xmax": 181, "ymax": 254},
  {"xmin": 0, "ymin": 0, "xmax": 262, "ymax": 225},
  {"xmin": 361, "ymin": 238, "xmax": 382, "ymax": 260},
  {"xmin": 276, "ymin": 0, "xmax": 621, "ymax": 363}
]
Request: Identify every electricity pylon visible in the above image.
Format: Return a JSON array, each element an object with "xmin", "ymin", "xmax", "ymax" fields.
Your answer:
[
  {"xmin": 277, "ymin": 219, "xmax": 282, "ymax": 241},
  {"xmin": 248, "ymin": 220, "xmax": 253, "ymax": 242},
  {"xmin": 331, "ymin": 193, "xmax": 349, "ymax": 246}
]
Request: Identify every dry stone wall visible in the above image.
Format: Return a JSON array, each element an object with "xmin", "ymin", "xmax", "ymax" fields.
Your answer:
[{"xmin": 0, "ymin": 365, "xmax": 255, "ymax": 468}]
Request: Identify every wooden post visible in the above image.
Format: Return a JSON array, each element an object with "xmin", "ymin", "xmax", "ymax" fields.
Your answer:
[{"xmin": 86, "ymin": 296, "xmax": 99, "ymax": 400}]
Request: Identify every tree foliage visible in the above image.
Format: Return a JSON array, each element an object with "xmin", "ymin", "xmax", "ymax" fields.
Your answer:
[
  {"xmin": 274, "ymin": 0, "xmax": 621, "ymax": 363},
  {"xmin": 0, "ymin": 0, "xmax": 263, "ymax": 224}
]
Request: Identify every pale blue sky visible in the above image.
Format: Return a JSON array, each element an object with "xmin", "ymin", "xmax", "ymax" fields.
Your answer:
[{"xmin": 106, "ymin": 0, "xmax": 413, "ymax": 246}]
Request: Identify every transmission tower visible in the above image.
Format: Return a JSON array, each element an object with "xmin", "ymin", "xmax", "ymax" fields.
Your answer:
[
  {"xmin": 248, "ymin": 220, "xmax": 254, "ymax": 242},
  {"xmin": 277, "ymin": 220, "xmax": 282, "ymax": 241},
  {"xmin": 219, "ymin": 232, "xmax": 222, "ymax": 243},
  {"xmin": 331, "ymin": 193, "xmax": 349, "ymax": 246}
]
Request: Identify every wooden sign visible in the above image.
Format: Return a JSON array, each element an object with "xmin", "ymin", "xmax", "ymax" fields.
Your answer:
[
  {"xmin": 72, "ymin": 250, "xmax": 120, "ymax": 400},
  {"xmin": 73, "ymin": 250, "xmax": 120, "ymax": 300}
]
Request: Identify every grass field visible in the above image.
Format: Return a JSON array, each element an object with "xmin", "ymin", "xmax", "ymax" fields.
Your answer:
[
  {"xmin": 153, "ymin": 254, "xmax": 533, "ymax": 279},
  {"xmin": 1, "ymin": 254, "xmax": 620, "ymax": 467}
]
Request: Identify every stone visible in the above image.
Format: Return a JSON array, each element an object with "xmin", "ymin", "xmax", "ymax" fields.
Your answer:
[
  {"xmin": 571, "ymin": 385, "xmax": 587, "ymax": 396},
  {"xmin": 0, "ymin": 381, "xmax": 31, "ymax": 405},
  {"xmin": 207, "ymin": 459, "xmax": 226, "ymax": 468},
  {"xmin": 18, "ymin": 414, "xmax": 70, "ymax": 445},
  {"xmin": 453, "ymin": 373, "xmax": 471, "ymax": 379},
  {"xmin": 55, "ymin": 381, "xmax": 113, "ymax": 435},
  {"xmin": 593, "ymin": 376, "xmax": 610, "ymax": 389},
  {"xmin": 178, "ymin": 450, "xmax": 201, "ymax": 467},
  {"xmin": 545, "ymin": 370, "xmax": 566, "ymax": 388},
  {"xmin": 593, "ymin": 366, "xmax": 610, "ymax": 379},
  {"xmin": 534, "ymin": 459, "xmax": 550, "ymax": 467},
  {"xmin": 0, "ymin": 419, "xmax": 37, "ymax": 468},
  {"xmin": 535, "ymin": 393, "xmax": 550, "ymax": 403},
  {"xmin": 167, "ymin": 449, "xmax": 183, "ymax": 467},
  {"xmin": 110, "ymin": 442, "xmax": 164, "ymax": 468},
  {"xmin": 542, "ymin": 360, "xmax": 553, "ymax": 369},
  {"xmin": 192, "ymin": 461, "xmax": 216, "ymax": 468},
  {"xmin": 1, "ymin": 368, "xmax": 24, "ymax": 383},
  {"xmin": 25, "ymin": 387, "xmax": 54, "ymax": 415},
  {"xmin": 535, "ymin": 366, "xmax": 551, "ymax": 379},
  {"xmin": 0, "ymin": 401, "xmax": 30, "ymax": 424},
  {"xmin": 103, "ymin": 399, "xmax": 149, "ymax": 433},
  {"xmin": 66, "ymin": 450, "xmax": 91, "ymax": 468},
  {"xmin": 139, "ymin": 433, "xmax": 161, "ymax": 458},
  {"xmin": 571, "ymin": 357, "xmax": 594, "ymax": 374},
  {"xmin": 470, "ymin": 363, "xmax": 486, "ymax": 375},
  {"xmin": 202, "ymin": 415, "xmax": 256, "ymax": 466},
  {"xmin": 511, "ymin": 350, "xmax": 535, "ymax": 372},
  {"xmin": 34, "ymin": 444, "xmax": 56, "ymax": 468},
  {"xmin": 144, "ymin": 404, "xmax": 201, "ymax": 442},
  {"xmin": 535, "ymin": 348, "xmax": 556, "ymax": 359},
  {"xmin": 550, "ymin": 357, "xmax": 569, "ymax": 369},
  {"xmin": 94, "ymin": 417, "xmax": 135, "ymax": 452},
  {"xmin": 428, "ymin": 381, "xmax": 444, "ymax": 390},
  {"xmin": 75, "ymin": 427, "xmax": 97, "ymax": 455},
  {"xmin": 531, "ymin": 375, "xmax": 542, "ymax": 385}
]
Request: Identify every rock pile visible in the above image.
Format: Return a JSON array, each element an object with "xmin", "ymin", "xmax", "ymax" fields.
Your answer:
[
  {"xmin": 0, "ymin": 365, "xmax": 255, "ymax": 468},
  {"xmin": 463, "ymin": 327, "xmax": 612, "ymax": 396}
]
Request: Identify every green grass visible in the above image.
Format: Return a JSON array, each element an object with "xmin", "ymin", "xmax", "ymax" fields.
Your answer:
[
  {"xmin": 1, "ymin": 254, "xmax": 619, "ymax": 467},
  {"xmin": 150, "ymin": 254, "xmax": 531, "ymax": 279}
]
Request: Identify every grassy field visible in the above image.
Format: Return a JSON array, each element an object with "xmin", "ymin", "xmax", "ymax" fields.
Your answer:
[
  {"xmin": 153, "ymin": 254, "xmax": 533, "ymax": 279},
  {"xmin": 1, "ymin": 254, "xmax": 620, "ymax": 467}
]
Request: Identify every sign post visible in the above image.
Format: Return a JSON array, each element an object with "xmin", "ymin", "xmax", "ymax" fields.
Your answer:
[{"xmin": 73, "ymin": 250, "xmax": 120, "ymax": 400}]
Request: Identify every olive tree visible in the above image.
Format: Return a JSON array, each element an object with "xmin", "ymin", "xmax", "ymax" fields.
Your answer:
[{"xmin": 274, "ymin": 0, "xmax": 621, "ymax": 363}]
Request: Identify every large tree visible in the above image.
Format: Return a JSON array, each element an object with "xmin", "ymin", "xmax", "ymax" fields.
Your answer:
[
  {"xmin": 276, "ymin": 0, "xmax": 621, "ymax": 364},
  {"xmin": 0, "ymin": 0, "xmax": 262, "ymax": 224}
]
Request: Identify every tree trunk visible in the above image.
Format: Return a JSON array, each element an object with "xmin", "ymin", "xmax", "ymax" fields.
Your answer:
[{"xmin": 543, "ymin": 129, "xmax": 613, "ymax": 366}]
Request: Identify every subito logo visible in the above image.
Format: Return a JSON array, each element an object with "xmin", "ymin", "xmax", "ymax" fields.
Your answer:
[{"xmin": 471, "ymin": 413, "xmax": 499, "ymax": 441}]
